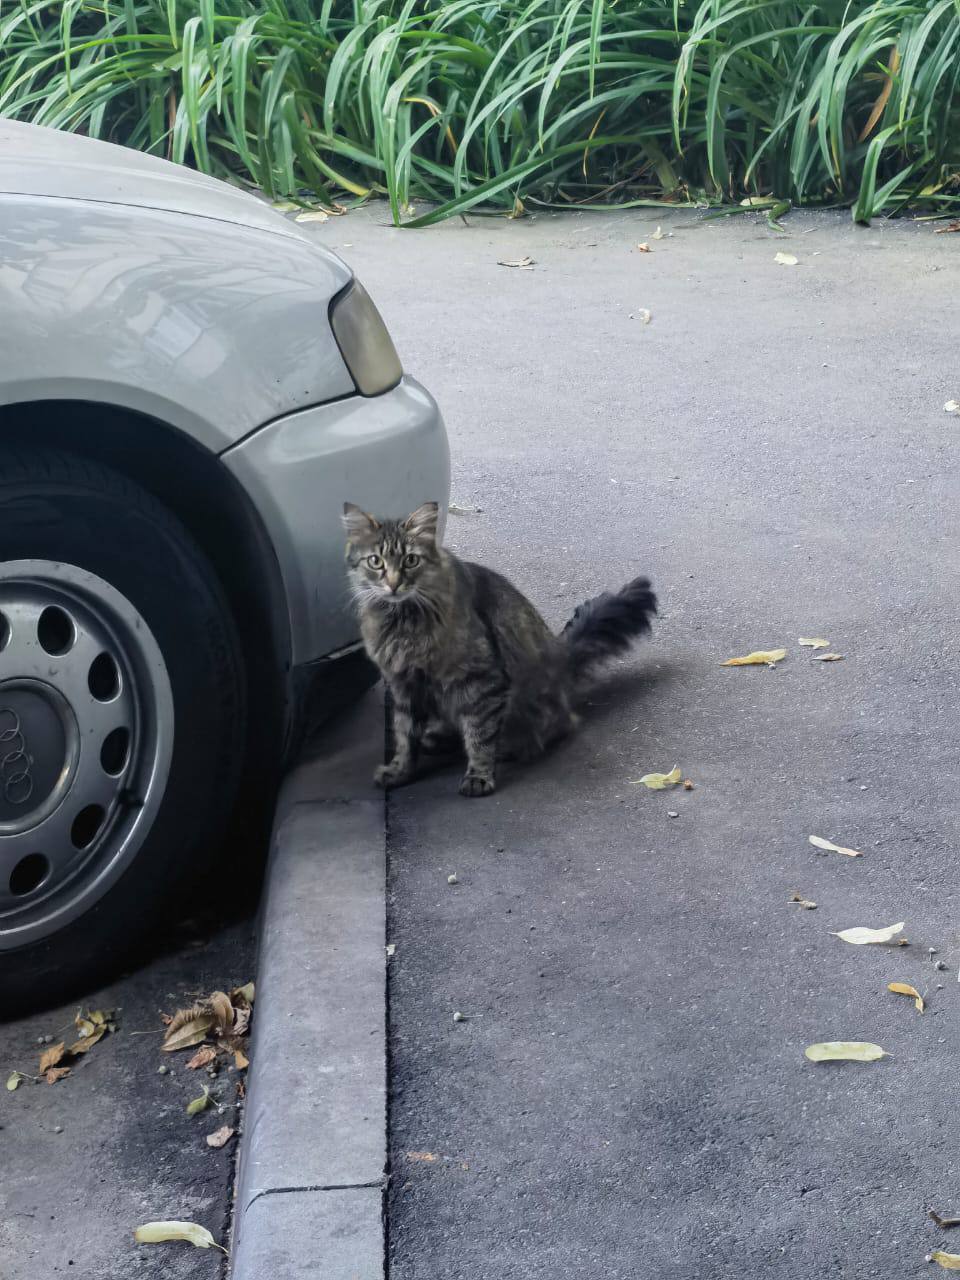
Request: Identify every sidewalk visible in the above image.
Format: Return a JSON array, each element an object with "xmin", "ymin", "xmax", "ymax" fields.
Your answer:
[{"xmin": 305, "ymin": 206, "xmax": 960, "ymax": 1279}]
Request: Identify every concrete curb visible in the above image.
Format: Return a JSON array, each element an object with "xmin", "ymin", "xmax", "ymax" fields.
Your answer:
[{"xmin": 230, "ymin": 689, "xmax": 386, "ymax": 1279}]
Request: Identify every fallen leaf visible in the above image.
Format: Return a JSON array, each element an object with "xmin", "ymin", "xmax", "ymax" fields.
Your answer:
[
  {"xmin": 39, "ymin": 1042, "xmax": 65, "ymax": 1073},
  {"xmin": 812, "ymin": 652, "xmax": 844, "ymax": 662},
  {"xmin": 944, "ymin": 400, "xmax": 960, "ymax": 413},
  {"xmin": 386, "ymin": 943, "xmax": 397, "ymax": 957},
  {"xmin": 185, "ymin": 1046, "xmax": 217, "ymax": 1071},
  {"xmin": 929, "ymin": 1251, "xmax": 960, "ymax": 1270},
  {"xmin": 774, "ymin": 251, "xmax": 798, "ymax": 266},
  {"xmin": 721, "ymin": 648, "xmax": 787, "ymax": 667},
  {"xmin": 231, "ymin": 982, "xmax": 255, "ymax": 1006},
  {"xmin": 233, "ymin": 1047, "xmax": 249, "ymax": 1070},
  {"xmin": 497, "ymin": 256, "xmax": 534, "ymax": 269},
  {"xmin": 295, "ymin": 210, "xmax": 328, "ymax": 223},
  {"xmin": 232, "ymin": 1006, "xmax": 251, "ymax": 1038},
  {"xmin": 683, "ymin": 779, "xmax": 694, "ymax": 790},
  {"xmin": 162, "ymin": 1005, "xmax": 216, "ymax": 1052},
  {"xmin": 67, "ymin": 1023, "xmax": 106, "ymax": 1056},
  {"xmin": 799, "ymin": 637, "xmax": 830, "ymax": 649},
  {"xmin": 6, "ymin": 1071, "xmax": 23, "ymax": 1090},
  {"xmin": 741, "ymin": 195, "xmax": 773, "ymax": 206},
  {"xmin": 935, "ymin": 221, "xmax": 960, "ymax": 234},
  {"xmin": 804, "ymin": 1041, "xmax": 888, "ymax": 1062},
  {"xmin": 831, "ymin": 922, "xmax": 905, "ymax": 946},
  {"xmin": 208, "ymin": 991, "xmax": 235, "ymax": 1037},
  {"xmin": 635, "ymin": 308, "xmax": 652, "ymax": 324},
  {"xmin": 789, "ymin": 892, "xmax": 817, "ymax": 909},
  {"xmin": 271, "ymin": 200, "xmax": 300, "ymax": 213},
  {"xmin": 206, "ymin": 1125, "xmax": 234, "ymax": 1149},
  {"xmin": 930, "ymin": 1211, "xmax": 960, "ymax": 1230},
  {"xmin": 809, "ymin": 835, "xmax": 864, "ymax": 858},
  {"xmin": 407, "ymin": 1151, "xmax": 440, "ymax": 1162},
  {"xmin": 44, "ymin": 1067, "xmax": 71, "ymax": 1084},
  {"xmin": 652, "ymin": 225, "xmax": 665, "ymax": 240},
  {"xmin": 636, "ymin": 243, "xmax": 652, "ymax": 253},
  {"xmin": 133, "ymin": 1221, "xmax": 224, "ymax": 1252},
  {"xmin": 888, "ymin": 981, "xmax": 924, "ymax": 1012},
  {"xmin": 630, "ymin": 765, "xmax": 681, "ymax": 790},
  {"xmin": 186, "ymin": 1088, "xmax": 211, "ymax": 1116},
  {"xmin": 448, "ymin": 502, "xmax": 483, "ymax": 515}
]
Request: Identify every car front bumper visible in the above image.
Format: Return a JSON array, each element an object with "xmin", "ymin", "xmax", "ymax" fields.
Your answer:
[{"xmin": 221, "ymin": 376, "xmax": 450, "ymax": 667}]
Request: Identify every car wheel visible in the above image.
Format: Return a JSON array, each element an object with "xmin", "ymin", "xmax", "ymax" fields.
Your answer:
[{"xmin": 0, "ymin": 448, "xmax": 246, "ymax": 1013}]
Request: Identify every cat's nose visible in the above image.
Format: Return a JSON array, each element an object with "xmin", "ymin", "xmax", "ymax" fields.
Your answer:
[{"xmin": 385, "ymin": 573, "xmax": 400, "ymax": 593}]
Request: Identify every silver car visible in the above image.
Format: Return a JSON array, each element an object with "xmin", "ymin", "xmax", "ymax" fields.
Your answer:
[{"xmin": 0, "ymin": 121, "xmax": 449, "ymax": 1008}]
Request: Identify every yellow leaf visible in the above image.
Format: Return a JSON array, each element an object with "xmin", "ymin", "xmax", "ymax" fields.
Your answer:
[
  {"xmin": 231, "ymin": 982, "xmax": 255, "ymax": 1006},
  {"xmin": 67, "ymin": 1023, "xmax": 107, "ymax": 1056},
  {"xmin": 831, "ymin": 922, "xmax": 905, "ymax": 945},
  {"xmin": 39, "ymin": 1042, "xmax": 65, "ymax": 1073},
  {"xmin": 721, "ymin": 648, "xmax": 787, "ymax": 667},
  {"xmin": 774, "ymin": 251, "xmax": 798, "ymax": 266},
  {"xmin": 651, "ymin": 226, "xmax": 665, "ymax": 240},
  {"xmin": 630, "ymin": 765, "xmax": 682, "ymax": 790},
  {"xmin": 812, "ymin": 652, "xmax": 844, "ymax": 662},
  {"xmin": 930, "ymin": 1252, "xmax": 960, "ymax": 1271},
  {"xmin": 888, "ymin": 981, "xmax": 924, "ymax": 1012},
  {"xmin": 799, "ymin": 637, "xmax": 830, "ymax": 649},
  {"xmin": 6, "ymin": 1071, "xmax": 23, "ymax": 1091},
  {"xmin": 295, "ymin": 210, "xmax": 329, "ymax": 223},
  {"xmin": 186, "ymin": 1089, "xmax": 211, "ymax": 1116},
  {"xmin": 809, "ymin": 835, "xmax": 864, "ymax": 858},
  {"xmin": 133, "ymin": 1221, "xmax": 225, "ymax": 1252},
  {"xmin": 233, "ymin": 1048, "xmax": 249, "ymax": 1071},
  {"xmin": 740, "ymin": 195, "xmax": 773, "ymax": 206},
  {"xmin": 804, "ymin": 1041, "xmax": 888, "ymax": 1062}
]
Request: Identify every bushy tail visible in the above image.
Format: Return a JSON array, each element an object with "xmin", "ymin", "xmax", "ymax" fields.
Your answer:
[{"xmin": 561, "ymin": 577, "xmax": 657, "ymax": 679}]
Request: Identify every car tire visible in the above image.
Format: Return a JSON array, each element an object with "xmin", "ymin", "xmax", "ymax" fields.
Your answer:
[{"xmin": 0, "ymin": 448, "xmax": 246, "ymax": 1014}]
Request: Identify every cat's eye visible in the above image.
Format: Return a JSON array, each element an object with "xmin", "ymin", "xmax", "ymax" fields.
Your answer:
[
  {"xmin": 366, "ymin": 554, "xmax": 384, "ymax": 569},
  {"xmin": 403, "ymin": 554, "xmax": 420, "ymax": 568}
]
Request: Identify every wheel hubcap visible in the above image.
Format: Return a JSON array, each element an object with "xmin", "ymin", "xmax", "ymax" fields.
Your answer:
[{"xmin": 0, "ymin": 562, "xmax": 173, "ymax": 948}]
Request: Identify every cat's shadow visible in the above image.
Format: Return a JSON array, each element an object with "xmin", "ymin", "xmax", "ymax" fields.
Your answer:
[{"xmin": 403, "ymin": 658, "xmax": 681, "ymax": 794}]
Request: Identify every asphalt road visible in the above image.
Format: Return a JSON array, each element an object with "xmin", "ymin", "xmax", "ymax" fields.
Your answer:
[
  {"xmin": 309, "ymin": 205, "xmax": 960, "ymax": 1278},
  {"xmin": 0, "ymin": 911, "xmax": 254, "ymax": 1278}
]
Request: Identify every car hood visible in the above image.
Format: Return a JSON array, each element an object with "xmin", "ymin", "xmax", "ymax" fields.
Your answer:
[{"xmin": 0, "ymin": 119, "xmax": 303, "ymax": 238}]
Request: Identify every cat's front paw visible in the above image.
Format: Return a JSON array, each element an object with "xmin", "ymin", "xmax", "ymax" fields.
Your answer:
[
  {"xmin": 459, "ymin": 771, "xmax": 496, "ymax": 798},
  {"xmin": 374, "ymin": 761, "xmax": 412, "ymax": 789}
]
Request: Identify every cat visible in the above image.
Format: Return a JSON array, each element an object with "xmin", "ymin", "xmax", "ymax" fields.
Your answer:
[{"xmin": 343, "ymin": 500, "xmax": 657, "ymax": 797}]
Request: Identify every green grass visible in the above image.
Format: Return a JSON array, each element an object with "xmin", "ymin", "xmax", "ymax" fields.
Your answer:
[{"xmin": 2, "ymin": 0, "xmax": 960, "ymax": 225}]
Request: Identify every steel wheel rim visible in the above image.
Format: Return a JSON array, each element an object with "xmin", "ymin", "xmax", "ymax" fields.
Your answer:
[{"xmin": 0, "ymin": 560, "xmax": 173, "ymax": 948}]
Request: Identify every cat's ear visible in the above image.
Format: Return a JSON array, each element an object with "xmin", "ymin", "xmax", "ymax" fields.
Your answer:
[
  {"xmin": 402, "ymin": 501, "xmax": 439, "ymax": 544},
  {"xmin": 342, "ymin": 502, "xmax": 380, "ymax": 540}
]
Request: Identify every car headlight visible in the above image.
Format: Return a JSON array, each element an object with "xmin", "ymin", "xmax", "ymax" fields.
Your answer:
[{"xmin": 329, "ymin": 280, "xmax": 402, "ymax": 397}]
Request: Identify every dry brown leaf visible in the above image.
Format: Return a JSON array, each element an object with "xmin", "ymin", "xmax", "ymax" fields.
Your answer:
[
  {"xmin": 888, "ymin": 981, "xmax": 924, "ymax": 1012},
  {"xmin": 208, "ymin": 992, "xmax": 235, "ymax": 1037},
  {"xmin": 721, "ymin": 648, "xmax": 787, "ymax": 667},
  {"xmin": 233, "ymin": 1048, "xmax": 249, "ymax": 1070},
  {"xmin": 789, "ymin": 892, "xmax": 817, "ymax": 910},
  {"xmin": 935, "ymin": 222, "xmax": 960, "ymax": 235},
  {"xmin": 930, "ymin": 1211, "xmax": 960, "ymax": 1230},
  {"xmin": 683, "ymin": 779, "xmax": 694, "ymax": 790},
  {"xmin": 407, "ymin": 1151, "xmax": 439, "ymax": 1162},
  {"xmin": 497, "ymin": 256, "xmax": 534, "ymax": 269},
  {"xmin": 231, "ymin": 982, "xmax": 255, "ymax": 1006},
  {"xmin": 232, "ymin": 1006, "xmax": 251, "ymax": 1038},
  {"xmin": 185, "ymin": 1046, "xmax": 217, "ymax": 1071},
  {"xmin": 205, "ymin": 1125, "xmax": 235, "ymax": 1149},
  {"xmin": 857, "ymin": 44, "xmax": 900, "ymax": 142},
  {"xmin": 804, "ymin": 1041, "xmax": 888, "ymax": 1062},
  {"xmin": 812, "ymin": 652, "xmax": 844, "ymax": 662},
  {"xmin": 67, "ymin": 1023, "xmax": 107, "ymax": 1056},
  {"xmin": 44, "ymin": 1067, "xmax": 71, "ymax": 1084},
  {"xmin": 636, "ymin": 243, "xmax": 652, "ymax": 253},
  {"xmin": 929, "ymin": 1251, "xmax": 960, "ymax": 1271},
  {"xmin": 809, "ymin": 835, "xmax": 864, "ymax": 858},
  {"xmin": 799, "ymin": 637, "xmax": 830, "ymax": 649},
  {"xmin": 832, "ymin": 922, "xmax": 905, "ymax": 946},
  {"xmin": 162, "ymin": 1005, "xmax": 216, "ymax": 1052},
  {"xmin": 39, "ymin": 1042, "xmax": 65, "ymax": 1073}
]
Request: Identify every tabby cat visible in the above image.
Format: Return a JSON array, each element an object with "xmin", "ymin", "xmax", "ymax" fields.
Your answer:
[{"xmin": 343, "ymin": 500, "xmax": 657, "ymax": 797}]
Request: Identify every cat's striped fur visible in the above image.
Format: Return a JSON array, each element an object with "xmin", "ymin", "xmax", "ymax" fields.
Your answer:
[{"xmin": 343, "ymin": 501, "xmax": 657, "ymax": 797}]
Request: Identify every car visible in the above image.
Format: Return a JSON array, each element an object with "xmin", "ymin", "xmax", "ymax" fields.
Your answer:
[{"xmin": 0, "ymin": 120, "xmax": 450, "ymax": 1010}]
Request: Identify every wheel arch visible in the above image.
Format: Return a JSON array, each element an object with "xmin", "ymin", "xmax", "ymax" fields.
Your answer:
[{"xmin": 0, "ymin": 398, "xmax": 293, "ymax": 753}]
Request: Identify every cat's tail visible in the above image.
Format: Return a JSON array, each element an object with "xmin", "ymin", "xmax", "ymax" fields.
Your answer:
[{"xmin": 561, "ymin": 577, "xmax": 657, "ymax": 679}]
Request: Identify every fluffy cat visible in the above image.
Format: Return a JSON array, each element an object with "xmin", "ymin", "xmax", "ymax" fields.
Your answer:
[{"xmin": 343, "ymin": 500, "xmax": 657, "ymax": 797}]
